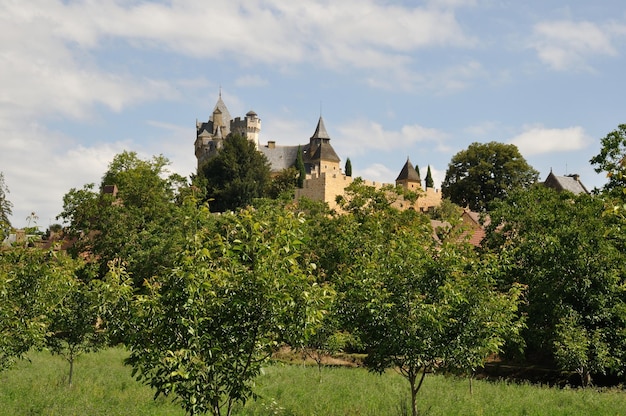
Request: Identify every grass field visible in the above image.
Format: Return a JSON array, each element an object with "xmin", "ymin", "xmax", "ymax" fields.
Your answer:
[{"xmin": 0, "ymin": 348, "xmax": 624, "ymax": 416}]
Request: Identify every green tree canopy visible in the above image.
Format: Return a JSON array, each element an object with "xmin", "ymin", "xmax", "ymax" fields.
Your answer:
[
  {"xmin": 483, "ymin": 185, "xmax": 626, "ymax": 385},
  {"xmin": 198, "ymin": 133, "xmax": 271, "ymax": 212},
  {"xmin": 58, "ymin": 151, "xmax": 188, "ymax": 287},
  {"xmin": 126, "ymin": 203, "xmax": 332, "ymax": 416},
  {"xmin": 332, "ymin": 190, "xmax": 523, "ymax": 416},
  {"xmin": 590, "ymin": 123, "xmax": 626, "ymax": 197},
  {"xmin": 441, "ymin": 142, "xmax": 538, "ymax": 211},
  {"xmin": 0, "ymin": 248, "xmax": 76, "ymax": 371},
  {"xmin": 0, "ymin": 173, "xmax": 12, "ymax": 241}
]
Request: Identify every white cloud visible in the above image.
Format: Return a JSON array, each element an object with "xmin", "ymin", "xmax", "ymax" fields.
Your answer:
[
  {"xmin": 336, "ymin": 120, "xmax": 448, "ymax": 156},
  {"xmin": 530, "ymin": 20, "xmax": 618, "ymax": 71},
  {"xmin": 355, "ymin": 163, "xmax": 396, "ymax": 186},
  {"xmin": 235, "ymin": 75, "xmax": 269, "ymax": 88},
  {"xmin": 0, "ymin": 120, "xmax": 126, "ymax": 228},
  {"xmin": 508, "ymin": 125, "xmax": 591, "ymax": 156}
]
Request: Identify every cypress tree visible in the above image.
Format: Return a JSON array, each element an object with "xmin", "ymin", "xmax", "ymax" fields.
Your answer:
[
  {"xmin": 425, "ymin": 165, "xmax": 434, "ymax": 188},
  {"xmin": 345, "ymin": 158, "xmax": 352, "ymax": 177},
  {"xmin": 296, "ymin": 145, "xmax": 306, "ymax": 188}
]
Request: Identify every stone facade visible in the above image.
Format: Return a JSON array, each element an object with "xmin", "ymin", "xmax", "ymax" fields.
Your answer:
[{"xmin": 195, "ymin": 95, "xmax": 441, "ymax": 212}]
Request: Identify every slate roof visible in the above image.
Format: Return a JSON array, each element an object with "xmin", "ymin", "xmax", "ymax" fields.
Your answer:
[
  {"xmin": 311, "ymin": 116, "xmax": 330, "ymax": 139},
  {"xmin": 395, "ymin": 158, "xmax": 420, "ymax": 182},
  {"xmin": 308, "ymin": 142, "xmax": 341, "ymax": 163},
  {"xmin": 259, "ymin": 144, "xmax": 306, "ymax": 172},
  {"xmin": 543, "ymin": 171, "xmax": 589, "ymax": 195}
]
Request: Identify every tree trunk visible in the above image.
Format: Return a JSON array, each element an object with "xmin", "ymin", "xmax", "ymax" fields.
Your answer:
[{"xmin": 68, "ymin": 356, "xmax": 74, "ymax": 387}]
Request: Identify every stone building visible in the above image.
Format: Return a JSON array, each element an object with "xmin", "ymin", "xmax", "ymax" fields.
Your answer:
[{"xmin": 195, "ymin": 94, "xmax": 441, "ymax": 212}]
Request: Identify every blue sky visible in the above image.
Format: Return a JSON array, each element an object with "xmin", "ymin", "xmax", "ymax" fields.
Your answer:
[{"xmin": 1, "ymin": 0, "xmax": 625, "ymax": 228}]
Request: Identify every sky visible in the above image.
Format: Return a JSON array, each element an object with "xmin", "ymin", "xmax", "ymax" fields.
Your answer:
[{"xmin": 1, "ymin": 0, "xmax": 626, "ymax": 228}]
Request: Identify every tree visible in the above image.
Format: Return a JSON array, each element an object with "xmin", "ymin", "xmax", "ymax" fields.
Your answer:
[
  {"xmin": 0, "ymin": 248, "xmax": 76, "ymax": 371},
  {"xmin": 335, "ymin": 199, "xmax": 523, "ymax": 416},
  {"xmin": 441, "ymin": 142, "xmax": 538, "ymax": 211},
  {"xmin": 0, "ymin": 173, "xmax": 12, "ymax": 242},
  {"xmin": 199, "ymin": 133, "xmax": 271, "ymax": 212},
  {"xmin": 265, "ymin": 167, "xmax": 298, "ymax": 200},
  {"xmin": 296, "ymin": 145, "xmax": 306, "ymax": 188},
  {"xmin": 482, "ymin": 185, "xmax": 626, "ymax": 386},
  {"xmin": 58, "ymin": 151, "xmax": 187, "ymax": 287},
  {"xmin": 44, "ymin": 260, "xmax": 132, "ymax": 386},
  {"xmin": 425, "ymin": 165, "xmax": 434, "ymax": 188},
  {"xmin": 344, "ymin": 158, "xmax": 352, "ymax": 177},
  {"xmin": 590, "ymin": 124, "xmax": 626, "ymax": 196},
  {"xmin": 126, "ymin": 204, "xmax": 332, "ymax": 416}
]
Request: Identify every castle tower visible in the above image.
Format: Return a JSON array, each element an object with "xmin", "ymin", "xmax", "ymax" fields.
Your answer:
[
  {"xmin": 195, "ymin": 92, "xmax": 261, "ymax": 169},
  {"xmin": 395, "ymin": 158, "xmax": 422, "ymax": 192},
  {"xmin": 244, "ymin": 110, "xmax": 261, "ymax": 149},
  {"xmin": 306, "ymin": 116, "xmax": 340, "ymax": 173}
]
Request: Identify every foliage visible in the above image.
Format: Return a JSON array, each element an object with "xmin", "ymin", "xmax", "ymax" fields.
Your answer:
[
  {"xmin": 0, "ymin": 248, "xmax": 75, "ymax": 371},
  {"xmin": 429, "ymin": 198, "xmax": 463, "ymax": 223},
  {"xmin": 331, "ymin": 182, "xmax": 523, "ymax": 416},
  {"xmin": 265, "ymin": 167, "xmax": 298, "ymax": 200},
  {"xmin": 198, "ymin": 134, "xmax": 271, "ymax": 212},
  {"xmin": 482, "ymin": 185, "xmax": 626, "ymax": 384},
  {"xmin": 296, "ymin": 145, "xmax": 306, "ymax": 188},
  {"xmin": 0, "ymin": 173, "xmax": 12, "ymax": 242},
  {"xmin": 44, "ymin": 260, "xmax": 133, "ymax": 386},
  {"xmin": 58, "ymin": 151, "xmax": 188, "ymax": 288},
  {"xmin": 441, "ymin": 142, "xmax": 538, "ymax": 211},
  {"xmin": 590, "ymin": 123, "xmax": 626, "ymax": 197},
  {"xmin": 425, "ymin": 165, "xmax": 434, "ymax": 188},
  {"xmin": 344, "ymin": 158, "xmax": 352, "ymax": 177},
  {"xmin": 125, "ymin": 204, "xmax": 332, "ymax": 416}
]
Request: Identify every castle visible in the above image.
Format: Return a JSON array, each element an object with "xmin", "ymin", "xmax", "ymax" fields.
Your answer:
[{"xmin": 195, "ymin": 94, "xmax": 441, "ymax": 212}]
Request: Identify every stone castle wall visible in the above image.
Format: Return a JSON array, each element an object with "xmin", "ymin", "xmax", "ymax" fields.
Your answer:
[{"xmin": 295, "ymin": 172, "xmax": 441, "ymax": 212}]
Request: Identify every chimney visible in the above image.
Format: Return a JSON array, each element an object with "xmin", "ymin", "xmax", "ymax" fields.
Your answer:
[{"xmin": 267, "ymin": 141, "xmax": 275, "ymax": 149}]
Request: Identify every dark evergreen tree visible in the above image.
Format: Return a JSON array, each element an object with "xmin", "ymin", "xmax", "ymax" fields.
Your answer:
[
  {"xmin": 425, "ymin": 165, "xmax": 434, "ymax": 188},
  {"xmin": 296, "ymin": 145, "xmax": 306, "ymax": 188},
  {"xmin": 345, "ymin": 158, "xmax": 352, "ymax": 177},
  {"xmin": 199, "ymin": 133, "xmax": 271, "ymax": 212}
]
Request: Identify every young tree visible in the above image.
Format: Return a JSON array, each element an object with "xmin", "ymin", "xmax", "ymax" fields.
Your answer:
[
  {"xmin": 338, "ymin": 205, "xmax": 523, "ymax": 416},
  {"xmin": 0, "ymin": 173, "xmax": 12, "ymax": 242},
  {"xmin": 296, "ymin": 145, "xmax": 306, "ymax": 188},
  {"xmin": 0, "ymin": 248, "xmax": 76, "ymax": 371},
  {"xmin": 126, "ymin": 204, "xmax": 332, "ymax": 416},
  {"xmin": 199, "ymin": 133, "xmax": 271, "ymax": 212},
  {"xmin": 44, "ymin": 260, "xmax": 132, "ymax": 386},
  {"xmin": 344, "ymin": 158, "xmax": 352, "ymax": 177},
  {"xmin": 442, "ymin": 142, "xmax": 538, "ymax": 211}
]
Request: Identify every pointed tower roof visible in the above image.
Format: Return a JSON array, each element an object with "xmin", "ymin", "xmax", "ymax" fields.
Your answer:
[
  {"xmin": 396, "ymin": 158, "xmax": 420, "ymax": 182},
  {"xmin": 311, "ymin": 116, "xmax": 330, "ymax": 140},
  {"xmin": 210, "ymin": 93, "xmax": 232, "ymax": 134}
]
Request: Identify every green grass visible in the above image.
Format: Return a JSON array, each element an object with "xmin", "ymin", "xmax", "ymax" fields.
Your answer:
[{"xmin": 1, "ymin": 348, "xmax": 625, "ymax": 416}]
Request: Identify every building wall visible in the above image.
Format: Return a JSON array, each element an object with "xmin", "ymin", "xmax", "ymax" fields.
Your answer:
[{"xmin": 295, "ymin": 171, "xmax": 442, "ymax": 212}]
